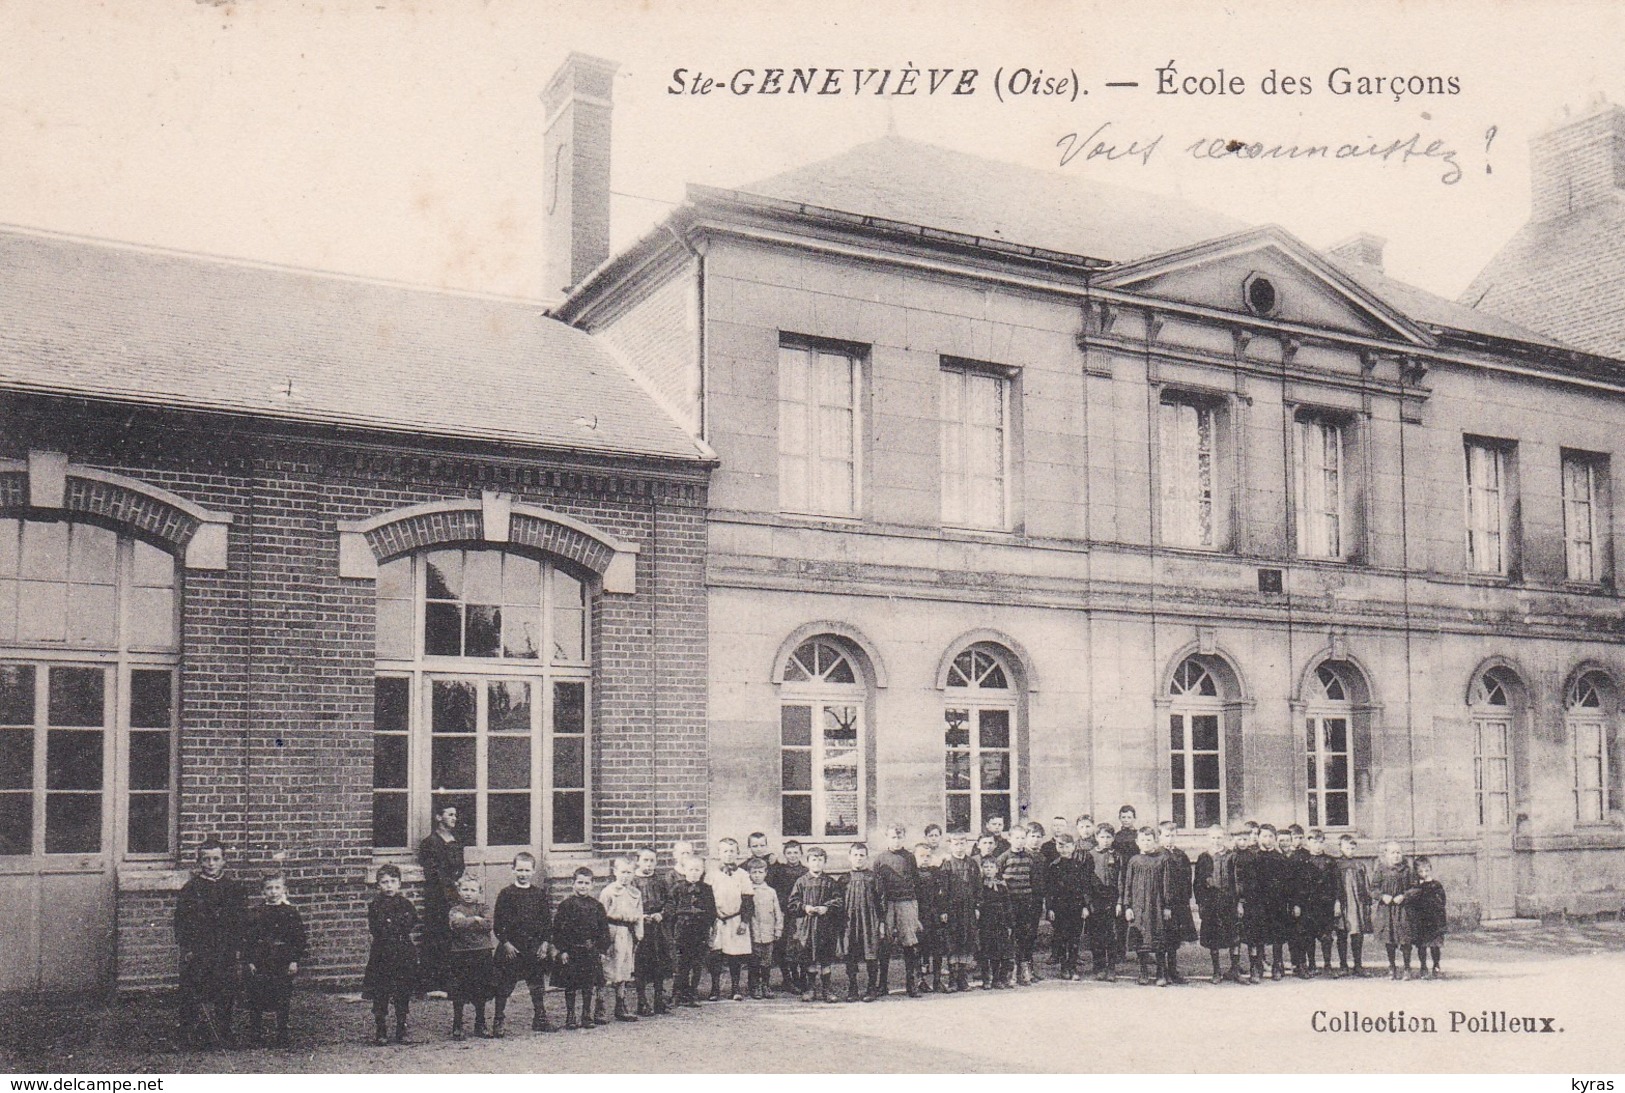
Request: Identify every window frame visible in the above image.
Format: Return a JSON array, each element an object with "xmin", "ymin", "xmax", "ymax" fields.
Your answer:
[
  {"xmin": 1158, "ymin": 391, "xmax": 1228, "ymax": 551},
  {"xmin": 1561, "ymin": 450, "xmax": 1610, "ymax": 586},
  {"xmin": 1294, "ymin": 413, "xmax": 1350, "ymax": 561},
  {"xmin": 372, "ymin": 548, "xmax": 594, "ymax": 857},
  {"xmin": 778, "ymin": 638, "xmax": 867, "ymax": 842},
  {"xmin": 939, "ymin": 360, "xmax": 1014, "ymax": 531},
  {"xmin": 1566, "ymin": 672, "xmax": 1612, "ymax": 825},
  {"xmin": 1464, "ymin": 437, "xmax": 1516, "ymax": 577},
  {"xmin": 1470, "ymin": 673, "xmax": 1514, "ymax": 829},
  {"xmin": 943, "ymin": 648, "xmax": 1018, "ymax": 835},
  {"xmin": 1167, "ymin": 658, "xmax": 1226, "ymax": 830},
  {"xmin": 778, "ymin": 337, "xmax": 865, "ymax": 519},
  {"xmin": 1304, "ymin": 666, "xmax": 1354, "ymax": 829}
]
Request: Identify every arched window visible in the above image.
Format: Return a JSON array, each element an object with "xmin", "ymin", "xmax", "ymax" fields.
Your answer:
[
  {"xmin": 1168, "ymin": 655, "xmax": 1229, "ymax": 829},
  {"xmin": 0, "ymin": 517, "xmax": 179, "ymax": 860},
  {"xmin": 1566, "ymin": 670, "xmax": 1617, "ymax": 824},
  {"xmin": 1470, "ymin": 668, "xmax": 1518, "ymax": 828},
  {"xmin": 779, "ymin": 637, "xmax": 865, "ymax": 839},
  {"xmin": 372, "ymin": 547, "xmax": 591, "ymax": 855},
  {"xmin": 944, "ymin": 647, "xmax": 1017, "ymax": 835},
  {"xmin": 1305, "ymin": 665, "xmax": 1353, "ymax": 828}
]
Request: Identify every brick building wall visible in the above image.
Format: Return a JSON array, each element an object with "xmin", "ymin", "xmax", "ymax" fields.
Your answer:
[{"xmin": 1, "ymin": 394, "xmax": 710, "ymax": 991}]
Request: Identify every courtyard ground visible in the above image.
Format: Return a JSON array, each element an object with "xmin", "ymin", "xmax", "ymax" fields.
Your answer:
[{"xmin": 4, "ymin": 920, "xmax": 1623, "ymax": 1074}]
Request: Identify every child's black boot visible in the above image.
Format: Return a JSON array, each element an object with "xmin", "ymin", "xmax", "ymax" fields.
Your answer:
[
  {"xmin": 451, "ymin": 1003, "xmax": 466, "ymax": 1041},
  {"xmin": 372, "ymin": 1012, "xmax": 388, "ymax": 1046},
  {"xmin": 614, "ymin": 992, "xmax": 638, "ymax": 1022},
  {"xmin": 393, "ymin": 1005, "xmax": 409, "ymax": 1044},
  {"xmin": 563, "ymin": 992, "xmax": 579, "ymax": 1031},
  {"xmin": 490, "ymin": 999, "xmax": 505, "ymax": 1039},
  {"xmin": 473, "ymin": 1003, "xmax": 489, "ymax": 1039}
]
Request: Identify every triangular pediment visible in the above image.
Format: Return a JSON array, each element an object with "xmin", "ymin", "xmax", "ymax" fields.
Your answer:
[{"xmin": 1095, "ymin": 226, "xmax": 1435, "ymax": 347}]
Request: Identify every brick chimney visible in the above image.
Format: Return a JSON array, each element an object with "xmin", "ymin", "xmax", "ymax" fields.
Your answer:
[
  {"xmin": 1327, "ymin": 232, "xmax": 1386, "ymax": 272},
  {"xmin": 1530, "ymin": 97, "xmax": 1625, "ymax": 222},
  {"xmin": 543, "ymin": 53, "xmax": 617, "ymax": 294}
]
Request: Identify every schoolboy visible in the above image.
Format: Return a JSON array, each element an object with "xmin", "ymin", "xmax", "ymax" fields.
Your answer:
[
  {"xmin": 1194, "ymin": 826, "xmax": 1244, "ymax": 984},
  {"xmin": 1251, "ymin": 824, "xmax": 1294, "ymax": 980},
  {"xmin": 1039, "ymin": 815, "xmax": 1069, "ymax": 864},
  {"xmin": 765, "ymin": 840, "xmax": 807, "ymax": 994},
  {"xmin": 417, "ymin": 804, "xmax": 464, "ymax": 998},
  {"xmin": 1084, "ymin": 823, "xmax": 1121, "ymax": 980},
  {"xmin": 922, "ymin": 823, "xmax": 945, "ymax": 865},
  {"xmin": 1302, "ymin": 828, "xmax": 1340, "ymax": 976},
  {"xmin": 1405, "ymin": 856, "xmax": 1448, "ymax": 979},
  {"xmin": 1111, "ymin": 805, "xmax": 1141, "ymax": 966},
  {"xmin": 1073, "ymin": 814, "xmax": 1095, "ymax": 846},
  {"xmin": 174, "ymin": 837, "xmax": 245, "ymax": 1047},
  {"xmin": 938, "ymin": 833, "xmax": 981, "ymax": 992},
  {"xmin": 240, "ymin": 872, "xmax": 306, "ymax": 1047},
  {"xmin": 1284, "ymin": 823, "xmax": 1316, "ymax": 977},
  {"xmin": 1371, "ymin": 840, "xmax": 1416, "ymax": 980},
  {"xmin": 1334, "ymin": 833, "xmax": 1373, "ymax": 976},
  {"xmin": 842, "ymin": 841, "xmax": 885, "ymax": 1002},
  {"xmin": 983, "ymin": 814, "xmax": 1012, "ymax": 858},
  {"xmin": 788, "ymin": 846, "xmax": 843, "ymax": 1003},
  {"xmin": 1233, "ymin": 822, "xmax": 1264, "ymax": 981},
  {"xmin": 998, "ymin": 822, "xmax": 1048, "ymax": 984},
  {"xmin": 1157, "ymin": 821, "xmax": 1196, "ymax": 984},
  {"xmin": 973, "ymin": 833, "xmax": 999, "ymax": 868},
  {"xmin": 706, "ymin": 837, "xmax": 755, "ymax": 1001},
  {"xmin": 553, "ymin": 866, "xmax": 611, "ymax": 1029},
  {"xmin": 872, "ymin": 823, "xmax": 924, "ymax": 997},
  {"xmin": 914, "ymin": 840, "xmax": 946, "ymax": 992},
  {"xmin": 975, "ymin": 855, "xmax": 1014, "ymax": 989},
  {"xmin": 493, "ymin": 851, "xmax": 553, "ymax": 1036},
  {"xmin": 363, "ymin": 863, "xmax": 417, "ymax": 1044},
  {"xmin": 747, "ymin": 857, "xmax": 783, "ymax": 999},
  {"xmin": 599, "ymin": 855, "xmax": 645, "ymax": 1021},
  {"xmin": 632, "ymin": 847, "xmax": 673, "ymax": 1015},
  {"xmin": 446, "ymin": 874, "xmax": 497, "ymax": 1040},
  {"xmin": 1123, "ymin": 827, "xmax": 1168, "ymax": 985},
  {"xmin": 1045, "ymin": 831, "xmax": 1089, "ymax": 979},
  {"xmin": 745, "ymin": 831, "xmax": 772, "ymax": 869},
  {"xmin": 668, "ymin": 855, "xmax": 716, "ymax": 1007}
]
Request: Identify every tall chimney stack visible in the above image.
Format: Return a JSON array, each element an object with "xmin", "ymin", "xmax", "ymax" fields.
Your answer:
[
  {"xmin": 1530, "ymin": 97, "xmax": 1625, "ymax": 222},
  {"xmin": 543, "ymin": 53, "xmax": 618, "ymax": 295}
]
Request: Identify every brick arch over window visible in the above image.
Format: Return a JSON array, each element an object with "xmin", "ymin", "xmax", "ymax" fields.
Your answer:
[
  {"xmin": 0, "ymin": 451, "xmax": 232, "ymax": 569},
  {"xmin": 337, "ymin": 492, "xmax": 640, "ymax": 593}
]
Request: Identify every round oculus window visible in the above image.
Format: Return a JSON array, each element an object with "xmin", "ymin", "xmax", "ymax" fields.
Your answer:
[{"xmin": 1243, "ymin": 272, "xmax": 1279, "ymax": 317}]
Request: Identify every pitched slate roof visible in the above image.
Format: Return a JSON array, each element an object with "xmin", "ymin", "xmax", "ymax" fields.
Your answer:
[
  {"xmin": 1329, "ymin": 254, "xmax": 1567, "ymax": 349},
  {"xmin": 1458, "ymin": 196, "xmax": 1625, "ymax": 359},
  {"xmin": 0, "ymin": 226, "xmax": 709, "ymax": 462},
  {"xmin": 741, "ymin": 134, "xmax": 1248, "ymax": 263}
]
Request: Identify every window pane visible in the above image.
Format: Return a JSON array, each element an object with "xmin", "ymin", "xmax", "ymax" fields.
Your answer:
[
  {"xmin": 0, "ymin": 579, "xmax": 14, "ymax": 643},
  {"xmin": 1324, "ymin": 718, "xmax": 1348, "ymax": 753},
  {"xmin": 488, "ymin": 793, "xmax": 530, "ymax": 845},
  {"xmin": 376, "ymin": 556, "xmax": 412, "ymax": 601},
  {"xmin": 946, "ymin": 793, "xmax": 971, "ymax": 834},
  {"xmin": 488, "ymin": 737, "xmax": 531, "ymax": 790},
  {"xmin": 68, "ymin": 525, "xmax": 116, "ymax": 584},
  {"xmin": 1191, "ymin": 714, "xmax": 1219, "ymax": 752},
  {"xmin": 464, "ymin": 605, "xmax": 501, "ymax": 658},
  {"xmin": 0, "ymin": 520, "xmax": 14, "ymax": 576},
  {"xmin": 130, "ymin": 671, "xmax": 172, "ymax": 729},
  {"xmin": 488, "ymin": 681, "xmax": 531, "ymax": 734},
  {"xmin": 1194, "ymin": 793, "xmax": 1221, "ymax": 828},
  {"xmin": 980, "ymin": 793, "xmax": 1010, "ymax": 830},
  {"xmin": 1325, "ymin": 793, "xmax": 1350, "ymax": 828},
  {"xmin": 1169, "ymin": 713, "xmax": 1184, "ymax": 750},
  {"xmin": 47, "ymin": 669, "xmax": 103, "ymax": 728},
  {"xmin": 1327, "ymin": 754, "xmax": 1350, "ymax": 791},
  {"xmin": 552, "ymin": 608, "xmax": 586, "ymax": 663},
  {"xmin": 128, "ymin": 586, "xmax": 177, "ymax": 651},
  {"xmin": 0, "ymin": 792, "xmax": 29, "ymax": 854},
  {"xmin": 424, "ymin": 550, "xmax": 463, "ymax": 600},
  {"xmin": 1192, "ymin": 753, "xmax": 1220, "ymax": 791},
  {"xmin": 0, "ymin": 666, "xmax": 33, "ymax": 725},
  {"xmin": 1170, "ymin": 754, "xmax": 1185, "ymax": 790},
  {"xmin": 66, "ymin": 584, "xmax": 115, "ymax": 647},
  {"xmin": 823, "ymin": 705, "xmax": 858, "ymax": 747},
  {"xmin": 127, "ymin": 793, "xmax": 170, "ymax": 854},
  {"xmin": 424, "ymin": 602, "xmax": 462, "ymax": 656},
  {"xmin": 431, "ymin": 737, "xmax": 475, "ymax": 791},
  {"xmin": 1172, "ymin": 794, "xmax": 1186, "ymax": 829},
  {"xmin": 431, "ymin": 680, "xmax": 476, "ymax": 734},
  {"xmin": 501, "ymin": 607, "xmax": 541, "ymax": 659},
  {"xmin": 782, "ymin": 749, "xmax": 812, "ymax": 792},
  {"xmin": 781, "ymin": 705, "xmax": 812, "ymax": 747},
  {"xmin": 20, "ymin": 521, "xmax": 67, "ymax": 581},
  {"xmin": 376, "ymin": 595, "xmax": 413, "ymax": 660},
  {"xmin": 0, "ymin": 728, "xmax": 30, "ymax": 790},
  {"xmin": 1308, "ymin": 794, "xmax": 1320, "ymax": 827},
  {"xmin": 979, "ymin": 751, "xmax": 1010, "ymax": 791},
  {"xmin": 554, "ymin": 682, "xmax": 585, "ymax": 736},
  {"xmin": 553, "ymin": 736, "xmax": 585, "ymax": 790},
  {"xmin": 45, "ymin": 793, "xmax": 100, "ymax": 853},
  {"xmin": 978, "ymin": 709, "xmax": 1010, "ymax": 749},
  {"xmin": 17, "ymin": 582, "xmax": 66, "ymax": 643},
  {"xmin": 463, "ymin": 551, "xmax": 502, "ymax": 604},
  {"xmin": 945, "ymin": 750, "xmax": 971, "ymax": 791},
  {"xmin": 552, "ymin": 790, "xmax": 585, "ymax": 844},
  {"xmin": 375, "ymin": 677, "xmax": 410, "ymax": 733},
  {"xmin": 1306, "ymin": 755, "xmax": 1318, "ymax": 790},
  {"xmin": 824, "ymin": 794, "xmax": 859, "ymax": 838},
  {"xmin": 502, "ymin": 555, "xmax": 541, "ymax": 605},
  {"xmin": 782, "ymin": 794, "xmax": 812, "ymax": 838},
  {"xmin": 372, "ymin": 733, "xmax": 407, "ymax": 790},
  {"xmin": 944, "ymin": 711, "xmax": 969, "ymax": 748},
  {"xmin": 129, "ymin": 730, "xmax": 170, "ymax": 791},
  {"xmin": 372, "ymin": 792, "xmax": 408, "ymax": 849}
]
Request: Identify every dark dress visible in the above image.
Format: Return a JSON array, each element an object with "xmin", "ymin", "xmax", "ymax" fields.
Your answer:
[
  {"xmin": 1336, "ymin": 856, "xmax": 1374, "ymax": 935},
  {"xmin": 493, "ymin": 883, "xmax": 552, "ymax": 989},
  {"xmin": 669, "ymin": 878, "xmax": 717, "ymax": 967},
  {"xmin": 1305, "ymin": 853, "xmax": 1340, "ymax": 940},
  {"xmin": 632, "ymin": 872, "xmax": 674, "ymax": 979},
  {"xmin": 446, "ymin": 898, "xmax": 496, "ymax": 1002},
  {"xmin": 174, "ymin": 873, "xmax": 246, "ymax": 1006},
  {"xmin": 914, "ymin": 862, "xmax": 944, "ymax": 957},
  {"xmin": 788, "ymin": 872, "xmax": 844, "ymax": 966},
  {"xmin": 938, "ymin": 856, "xmax": 980, "ymax": 962},
  {"xmin": 1159, "ymin": 846, "xmax": 1198, "ymax": 944},
  {"xmin": 1083, "ymin": 847, "xmax": 1120, "ymax": 954},
  {"xmin": 1406, "ymin": 879, "xmax": 1447, "ymax": 947},
  {"xmin": 975, "ymin": 879, "xmax": 1014, "ymax": 961},
  {"xmin": 241, "ymin": 902, "xmax": 307, "ymax": 1012},
  {"xmin": 1195, "ymin": 849, "xmax": 1240, "ymax": 949},
  {"xmin": 841, "ymin": 867, "xmax": 884, "ymax": 961},
  {"xmin": 1123, "ymin": 851, "xmax": 1168, "ymax": 952},
  {"xmin": 1244, "ymin": 850, "xmax": 1293, "ymax": 946},
  {"xmin": 1045, "ymin": 855, "xmax": 1089, "ymax": 940},
  {"xmin": 1370, "ymin": 860, "xmax": 1415, "ymax": 945},
  {"xmin": 416, "ymin": 832, "xmax": 464, "ymax": 990},
  {"xmin": 363, "ymin": 892, "xmax": 418, "ymax": 1003},
  {"xmin": 552, "ymin": 892, "xmax": 611, "ymax": 991}
]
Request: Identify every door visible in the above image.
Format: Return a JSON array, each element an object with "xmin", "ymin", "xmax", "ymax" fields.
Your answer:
[{"xmin": 1473, "ymin": 713, "xmax": 1517, "ymax": 918}]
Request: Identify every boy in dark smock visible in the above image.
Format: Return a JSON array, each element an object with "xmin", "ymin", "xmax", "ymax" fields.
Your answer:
[
  {"xmin": 1122, "ymin": 828, "xmax": 1168, "ymax": 985},
  {"xmin": 553, "ymin": 866, "xmax": 611, "ymax": 1029},
  {"xmin": 669, "ymin": 855, "xmax": 716, "ymax": 1007},
  {"xmin": 974, "ymin": 856, "xmax": 1014, "ymax": 989},
  {"xmin": 872, "ymin": 824, "xmax": 924, "ymax": 997},
  {"xmin": 493, "ymin": 851, "xmax": 553, "ymax": 1035},
  {"xmin": 1110, "ymin": 805, "xmax": 1141, "ymax": 966},
  {"xmin": 913, "ymin": 841, "xmax": 947, "ymax": 992},
  {"xmin": 1302, "ymin": 828, "xmax": 1340, "ymax": 975},
  {"xmin": 1334, "ymin": 833, "xmax": 1373, "ymax": 975},
  {"xmin": 788, "ymin": 847, "xmax": 843, "ymax": 1003},
  {"xmin": 240, "ymin": 872, "xmax": 306, "ymax": 1047},
  {"xmin": 1156, "ymin": 822, "xmax": 1197, "ymax": 984},
  {"xmin": 1194, "ymin": 826, "xmax": 1244, "ymax": 983},
  {"xmin": 840, "ymin": 842, "xmax": 885, "ymax": 1002},
  {"xmin": 1083, "ymin": 824, "xmax": 1121, "ymax": 980},
  {"xmin": 1044, "ymin": 832, "xmax": 1089, "ymax": 980},
  {"xmin": 416, "ymin": 804, "xmax": 464, "ymax": 996},
  {"xmin": 938, "ymin": 833, "xmax": 981, "ymax": 992},
  {"xmin": 632, "ymin": 847, "xmax": 674, "ymax": 1015},
  {"xmin": 363, "ymin": 863, "xmax": 417, "ymax": 1044},
  {"xmin": 1404, "ymin": 856, "xmax": 1448, "ymax": 979},
  {"xmin": 174, "ymin": 838, "xmax": 245, "ymax": 1047},
  {"xmin": 1246, "ymin": 825, "xmax": 1294, "ymax": 980},
  {"xmin": 1370, "ymin": 841, "xmax": 1416, "ymax": 979},
  {"xmin": 765, "ymin": 840, "xmax": 807, "ymax": 995}
]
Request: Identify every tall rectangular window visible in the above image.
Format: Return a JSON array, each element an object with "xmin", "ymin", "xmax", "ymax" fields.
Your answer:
[
  {"xmin": 779, "ymin": 341, "xmax": 860, "ymax": 517},
  {"xmin": 1160, "ymin": 397, "xmax": 1218, "ymax": 549},
  {"xmin": 1473, "ymin": 717, "xmax": 1511, "ymax": 826},
  {"xmin": 1562, "ymin": 451, "xmax": 1606, "ymax": 583},
  {"xmin": 940, "ymin": 365, "xmax": 1010, "ymax": 529},
  {"xmin": 1169, "ymin": 711, "xmax": 1222, "ymax": 828},
  {"xmin": 1305, "ymin": 714, "xmax": 1351, "ymax": 827},
  {"xmin": 1574, "ymin": 720, "xmax": 1607, "ymax": 823},
  {"xmin": 779, "ymin": 702, "xmax": 862, "ymax": 838},
  {"xmin": 1465, "ymin": 439, "xmax": 1510, "ymax": 575},
  {"xmin": 1297, "ymin": 417, "xmax": 1345, "ymax": 559}
]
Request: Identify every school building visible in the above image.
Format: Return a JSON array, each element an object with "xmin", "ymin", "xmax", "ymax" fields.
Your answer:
[{"xmin": 555, "ymin": 59, "xmax": 1625, "ymax": 927}]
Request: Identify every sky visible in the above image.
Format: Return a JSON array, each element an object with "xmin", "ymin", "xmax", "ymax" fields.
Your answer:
[{"xmin": 1, "ymin": 0, "xmax": 1621, "ymax": 303}]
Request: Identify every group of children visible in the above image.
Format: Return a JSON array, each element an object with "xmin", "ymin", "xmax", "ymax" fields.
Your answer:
[{"xmin": 172, "ymin": 809, "xmax": 1450, "ymax": 1048}]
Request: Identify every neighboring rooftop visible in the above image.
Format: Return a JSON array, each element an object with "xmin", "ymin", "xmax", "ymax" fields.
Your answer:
[{"xmin": 0, "ymin": 225, "xmax": 709, "ymax": 462}]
